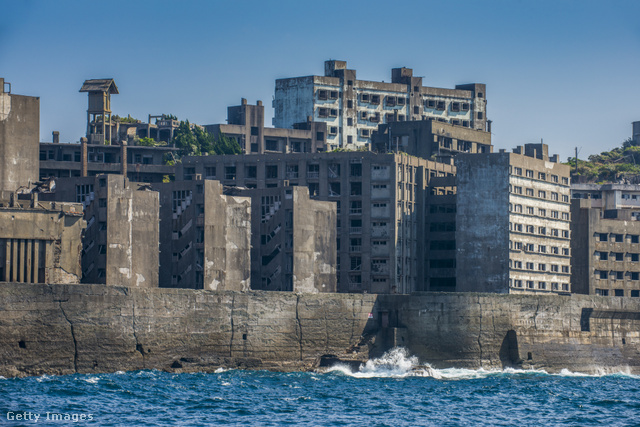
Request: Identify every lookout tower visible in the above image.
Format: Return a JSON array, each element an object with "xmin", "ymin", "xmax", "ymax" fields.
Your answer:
[{"xmin": 80, "ymin": 79, "xmax": 119, "ymax": 145}]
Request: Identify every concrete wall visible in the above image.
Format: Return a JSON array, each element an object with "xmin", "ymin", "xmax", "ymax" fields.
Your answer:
[
  {"xmin": 292, "ymin": 187, "xmax": 337, "ymax": 293},
  {"xmin": 105, "ymin": 175, "xmax": 159, "ymax": 288},
  {"xmin": 0, "ymin": 81, "xmax": 40, "ymax": 198},
  {"xmin": 1, "ymin": 283, "xmax": 639, "ymax": 377},
  {"xmin": 203, "ymin": 181, "xmax": 251, "ymax": 291},
  {"xmin": 456, "ymin": 152, "xmax": 510, "ymax": 292}
]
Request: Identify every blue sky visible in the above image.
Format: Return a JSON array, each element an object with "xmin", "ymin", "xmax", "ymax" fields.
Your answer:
[{"xmin": 2, "ymin": 0, "xmax": 639, "ymax": 161}]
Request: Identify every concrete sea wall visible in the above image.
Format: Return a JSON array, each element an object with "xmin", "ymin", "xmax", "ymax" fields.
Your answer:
[{"xmin": 0, "ymin": 283, "xmax": 639, "ymax": 377}]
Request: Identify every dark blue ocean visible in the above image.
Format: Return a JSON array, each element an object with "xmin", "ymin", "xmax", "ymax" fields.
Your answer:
[{"xmin": 1, "ymin": 349, "xmax": 639, "ymax": 426}]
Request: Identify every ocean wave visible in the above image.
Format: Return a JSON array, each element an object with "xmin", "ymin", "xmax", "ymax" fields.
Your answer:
[{"xmin": 321, "ymin": 347, "xmax": 640, "ymax": 380}]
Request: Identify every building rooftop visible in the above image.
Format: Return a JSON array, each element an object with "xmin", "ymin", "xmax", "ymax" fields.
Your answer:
[{"xmin": 79, "ymin": 79, "xmax": 119, "ymax": 94}]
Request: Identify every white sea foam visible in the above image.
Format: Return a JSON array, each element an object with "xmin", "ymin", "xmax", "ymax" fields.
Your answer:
[
  {"xmin": 84, "ymin": 376, "xmax": 99, "ymax": 384},
  {"xmin": 322, "ymin": 347, "xmax": 640, "ymax": 380},
  {"xmin": 115, "ymin": 371, "xmax": 125, "ymax": 375},
  {"xmin": 214, "ymin": 367, "xmax": 226, "ymax": 374}
]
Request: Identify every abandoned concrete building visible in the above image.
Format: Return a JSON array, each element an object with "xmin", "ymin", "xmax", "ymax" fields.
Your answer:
[
  {"xmin": 42, "ymin": 174, "xmax": 159, "ymax": 288},
  {"xmin": 0, "ymin": 78, "xmax": 85, "ymax": 285},
  {"xmin": 0, "ymin": 78, "xmax": 40, "ymax": 200},
  {"xmin": 456, "ymin": 143, "xmax": 572, "ymax": 294},
  {"xmin": 39, "ymin": 136, "xmax": 175, "ymax": 183},
  {"xmin": 0, "ymin": 195, "xmax": 85, "ymax": 284},
  {"xmin": 571, "ymin": 184, "xmax": 640, "ymax": 297},
  {"xmin": 205, "ymin": 99, "xmax": 328, "ymax": 154},
  {"xmin": 176, "ymin": 151, "xmax": 456, "ymax": 294},
  {"xmin": 241, "ymin": 186, "xmax": 336, "ymax": 293},
  {"xmin": 371, "ymin": 119, "xmax": 492, "ymax": 158},
  {"xmin": 633, "ymin": 121, "xmax": 640, "ymax": 146},
  {"xmin": 155, "ymin": 179, "xmax": 251, "ymax": 291},
  {"xmin": 273, "ymin": 60, "xmax": 488, "ymax": 150}
]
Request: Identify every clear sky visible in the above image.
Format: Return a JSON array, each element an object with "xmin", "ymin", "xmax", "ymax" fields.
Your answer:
[{"xmin": 2, "ymin": 0, "xmax": 639, "ymax": 161}]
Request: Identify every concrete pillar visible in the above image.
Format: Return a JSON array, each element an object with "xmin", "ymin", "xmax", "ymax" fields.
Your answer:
[
  {"xmin": 5, "ymin": 240, "xmax": 10, "ymax": 282},
  {"xmin": 11, "ymin": 239, "xmax": 18, "ymax": 282},
  {"xmin": 25, "ymin": 240, "xmax": 32, "ymax": 283},
  {"xmin": 121, "ymin": 140, "xmax": 127, "ymax": 178},
  {"xmin": 81, "ymin": 137, "xmax": 88, "ymax": 177},
  {"xmin": 32, "ymin": 241, "xmax": 40, "ymax": 283}
]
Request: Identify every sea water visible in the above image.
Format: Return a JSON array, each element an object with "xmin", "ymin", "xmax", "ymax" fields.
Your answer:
[{"xmin": 1, "ymin": 348, "xmax": 639, "ymax": 426}]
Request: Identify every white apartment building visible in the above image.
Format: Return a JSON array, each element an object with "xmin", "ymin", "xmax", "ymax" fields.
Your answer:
[{"xmin": 273, "ymin": 60, "xmax": 488, "ymax": 151}]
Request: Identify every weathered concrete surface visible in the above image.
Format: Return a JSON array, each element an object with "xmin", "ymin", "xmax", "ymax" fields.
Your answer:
[{"xmin": 0, "ymin": 283, "xmax": 639, "ymax": 377}]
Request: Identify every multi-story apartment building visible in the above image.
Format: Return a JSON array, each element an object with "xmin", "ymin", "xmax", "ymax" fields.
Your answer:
[
  {"xmin": 155, "ymin": 179, "xmax": 252, "ymax": 291},
  {"xmin": 39, "ymin": 139, "xmax": 176, "ymax": 183},
  {"xmin": 177, "ymin": 151, "xmax": 456, "ymax": 294},
  {"xmin": 273, "ymin": 60, "xmax": 488, "ymax": 150},
  {"xmin": 42, "ymin": 174, "xmax": 160, "ymax": 288},
  {"xmin": 205, "ymin": 98, "xmax": 328, "ymax": 154},
  {"xmin": 371, "ymin": 119, "xmax": 492, "ymax": 158},
  {"xmin": 456, "ymin": 144, "xmax": 572, "ymax": 294},
  {"xmin": 571, "ymin": 184, "xmax": 640, "ymax": 297},
  {"xmin": 238, "ymin": 186, "xmax": 336, "ymax": 293}
]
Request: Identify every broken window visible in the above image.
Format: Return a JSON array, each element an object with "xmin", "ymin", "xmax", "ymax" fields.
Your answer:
[
  {"xmin": 360, "ymin": 129, "xmax": 370, "ymax": 138},
  {"xmin": 398, "ymin": 97, "xmax": 405, "ymax": 106},
  {"xmin": 451, "ymin": 102, "xmax": 461, "ymax": 112},
  {"xmin": 318, "ymin": 108, "xmax": 329, "ymax": 118},
  {"xmin": 436, "ymin": 101, "xmax": 446, "ymax": 111},
  {"xmin": 330, "ymin": 109, "xmax": 338, "ymax": 117},
  {"xmin": 318, "ymin": 90, "xmax": 328, "ymax": 100},
  {"xmin": 370, "ymin": 112, "xmax": 380, "ymax": 123},
  {"xmin": 386, "ymin": 96, "xmax": 397, "ymax": 106},
  {"xmin": 330, "ymin": 91, "xmax": 338, "ymax": 99},
  {"xmin": 361, "ymin": 94, "xmax": 370, "ymax": 102},
  {"xmin": 425, "ymin": 99, "xmax": 436, "ymax": 109},
  {"xmin": 329, "ymin": 182, "xmax": 341, "ymax": 197}
]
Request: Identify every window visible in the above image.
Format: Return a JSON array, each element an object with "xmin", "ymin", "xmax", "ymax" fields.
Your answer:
[
  {"xmin": 318, "ymin": 89, "xmax": 328, "ymax": 100},
  {"xmin": 426, "ymin": 99, "xmax": 436, "ymax": 109},
  {"xmin": 514, "ymin": 167, "xmax": 523, "ymax": 176},
  {"xmin": 596, "ymin": 289, "xmax": 609, "ymax": 296},
  {"xmin": 513, "ymin": 186, "xmax": 523, "ymax": 194},
  {"xmin": 632, "ymin": 273, "xmax": 640, "ymax": 281},
  {"xmin": 538, "ymin": 209, "xmax": 546, "ymax": 217},
  {"xmin": 526, "ymin": 225, "xmax": 535, "ymax": 233},
  {"xmin": 562, "ymin": 195, "xmax": 569, "ymax": 203},
  {"xmin": 526, "ymin": 188, "xmax": 534, "ymax": 196},
  {"xmin": 599, "ymin": 233, "xmax": 608, "ymax": 242},
  {"xmin": 615, "ymin": 271, "xmax": 624, "ymax": 280},
  {"xmin": 205, "ymin": 167, "xmax": 216, "ymax": 178},
  {"xmin": 526, "ymin": 170, "xmax": 534, "ymax": 178},
  {"xmin": 631, "ymin": 235, "xmax": 640, "ymax": 244},
  {"xmin": 265, "ymin": 165, "xmax": 278, "ymax": 180},
  {"xmin": 318, "ymin": 108, "xmax": 329, "ymax": 118},
  {"xmin": 614, "ymin": 234, "xmax": 624, "ymax": 243},
  {"xmin": 98, "ymin": 198, "xmax": 107, "ymax": 208},
  {"xmin": 538, "ymin": 172, "xmax": 546, "ymax": 180},
  {"xmin": 599, "ymin": 271, "xmax": 608, "ymax": 279},
  {"xmin": 632, "ymin": 290, "xmax": 640, "ymax": 297},
  {"xmin": 562, "ymin": 230, "xmax": 570, "ymax": 238},
  {"xmin": 538, "ymin": 191, "xmax": 546, "ymax": 199},
  {"xmin": 562, "ymin": 248, "xmax": 570, "ymax": 256},
  {"xmin": 562, "ymin": 177, "xmax": 569, "ymax": 185},
  {"xmin": 371, "ymin": 95, "xmax": 380, "ymax": 105},
  {"xmin": 225, "ymin": 166, "xmax": 236, "ymax": 180},
  {"xmin": 539, "ymin": 282, "xmax": 547, "ymax": 290},
  {"xmin": 632, "ymin": 253, "xmax": 639, "ymax": 262},
  {"xmin": 562, "ymin": 266, "xmax": 570, "ymax": 273},
  {"xmin": 526, "ymin": 262, "xmax": 534, "ymax": 270},
  {"xmin": 562, "ymin": 213, "xmax": 570, "ymax": 220},
  {"xmin": 539, "ymin": 246, "xmax": 547, "ymax": 253},
  {"xmin": 527, "ymin": 207, "xmax": 534, "ymax": 215},
  {"xmin": 599, "ymin": 252, "xmax": 609, "ymax": 261},
  {"xmin": 477, "ymin": 112, "xmax": 484, "ymax": 120},
  {"xmin": 551, "ymin": 264, "xmax": 559, "ymax": 272},
  {"xmin": 551, "ymin": 192, "xmax": 559, "ymax": 201},
  {"xmin": 538, "ymin": 227, "xmax": 546, "ymax": 235},
  {"xmin": 527, "ymin": 281, "xmax": 534, "ymax": 289},
  {"xmin": 350, "ymin": 182, "xmax": 362, "ymax": 196},
  {"xmin": 330, "ymin": 91, "xmax": 338, "ymax": 100},
  {"xmin": 538, "ymin": 264, "xmax": 546, "ymax": 271},
  {"xmin": 614, "ymin": 252, "xmax": 624, "ymax": 261},
  {"xmin": 615, "ymin": 289, "xmax": 624, "ymax": 297}
]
